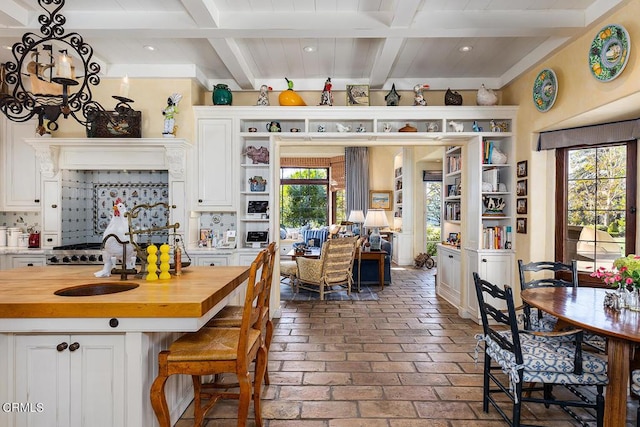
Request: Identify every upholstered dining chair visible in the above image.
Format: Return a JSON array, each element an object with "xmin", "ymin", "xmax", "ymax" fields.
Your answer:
[
  {"xmin": 296, "ymin": 236, "xmax": 359, "ymax": 300},
  {"xmin": 518, "ymin": 259, "xmax": 607, "ymax": 352},
  {"xmin": 150, "ymin": 249, "xmax": 269, "ymax": 427},
  {"xmin": 474, "ymin": 272, "xmax": 608, "ymax": 427},
  {"xmin": 205, "ymin": 241, "xmax": 277, "ymax": 384},
  {"xmin": 517, "ymin": 260, "xmax": 578, "ymax": 331}
]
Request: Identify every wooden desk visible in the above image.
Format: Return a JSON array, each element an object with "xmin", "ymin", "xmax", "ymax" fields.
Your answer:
[
  {"xmin": 521, "ymin": 287, "xmax": 640, "ymax": 427},
  {"xmin": 357, "ymin": 250, "xmax": 387, "ymax": 291}
]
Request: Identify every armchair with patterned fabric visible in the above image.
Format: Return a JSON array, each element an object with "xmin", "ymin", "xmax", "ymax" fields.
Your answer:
[{"xmin": 295, "ymin": 236, "xmax": 359, "ymax": 300}]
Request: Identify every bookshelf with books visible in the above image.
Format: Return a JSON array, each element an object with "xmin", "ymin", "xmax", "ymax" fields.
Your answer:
[{"xmin": 462, "ymin": 131, "xmax": 515, "ymax": 323}]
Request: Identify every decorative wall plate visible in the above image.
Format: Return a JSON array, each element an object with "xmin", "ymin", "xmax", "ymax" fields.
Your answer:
[
  {"xmin": 589, "ymin": 24, "xmax": 630, "ymax": 82},
  {"xmin": 532, "ymin": 68, "xmax": 558, "ymax": 112}
]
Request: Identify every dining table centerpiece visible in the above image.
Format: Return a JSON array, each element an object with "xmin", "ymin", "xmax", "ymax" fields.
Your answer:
[{"xmin": 591, "ymin": 254, "xmax": 640, "ymax": 310}]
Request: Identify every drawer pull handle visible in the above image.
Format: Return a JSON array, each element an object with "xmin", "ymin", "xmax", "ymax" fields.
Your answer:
[
  {"xmin": 69, "ymin": 342, "xmax": 80, "ymax": 352},
  {"xmin": 448, "ymin": 255, "xmax": 453, "ymax": 259},
  {"xmin": 34, "ymin": 199, "xmax": 40, "ymax": 203},
  {"xmin": 51, "ymin": 204, "xmax": 57, "ymax": 208},
  {"xmin": 210, "ymin": 263, "xmax": 215, "ymax": 266},
  {"xmin": 482, "ymin": 258, "xmax": 487, "ymax": 262},
  {"xmin": 57, "ymin": 342, "xmax": 68, "ymax": 352}
]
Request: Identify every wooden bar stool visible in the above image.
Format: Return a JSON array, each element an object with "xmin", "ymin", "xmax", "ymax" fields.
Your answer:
[
  {"xmin": 150, "ymin": 250, "xmax": 269, "ymax": 427},
  {"xmin": 206, "ymin": 242, "xmax": 277, "ymax": 384}
]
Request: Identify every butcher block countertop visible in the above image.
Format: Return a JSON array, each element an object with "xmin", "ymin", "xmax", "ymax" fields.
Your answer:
[{"xmin": 0, "ymin": 265, "xmax": 250, "ymax": 318}]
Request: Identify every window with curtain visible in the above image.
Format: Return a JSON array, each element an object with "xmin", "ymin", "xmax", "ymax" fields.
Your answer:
[{"xmin": 555, "ymin": 141, "xmax": 636, "ymax": 285}]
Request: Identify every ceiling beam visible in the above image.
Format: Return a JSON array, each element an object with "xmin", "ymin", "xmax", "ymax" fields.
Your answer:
[
  {"xmin": 368, "ymin": 0, "xmax": 421, "ymax": 89},
  {"xmin": 0, "ymin": 0, "xmax": 29, "ymax": 27},
  {"xmin": 179, "ymin": 0, "xmax": 220, "ymax": 28},
  {"xmin": 207, "ymin": 38, "xmax": 255, "ymax": 90}
]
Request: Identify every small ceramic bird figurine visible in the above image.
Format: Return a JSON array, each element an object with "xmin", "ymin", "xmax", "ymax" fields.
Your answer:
[
  {"xmin": 413, "ymin": 84, "xmax": 429, "ymax": 106},
  {"xmin": 385, "ymin": 83, "xmax": 401, "ymax": 106},
  {"xmin": 256, "ymin": 84, "xmax": 271, "ymax": 106},
  {"xmin": 476, "ymin": 84, "xmax": 498, "ymax": 106}
]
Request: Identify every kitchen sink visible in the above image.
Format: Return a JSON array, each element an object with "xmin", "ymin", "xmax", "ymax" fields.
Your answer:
[{"xmin": 54, "ymin": 282, "xmax": 139, "ymax": 297}]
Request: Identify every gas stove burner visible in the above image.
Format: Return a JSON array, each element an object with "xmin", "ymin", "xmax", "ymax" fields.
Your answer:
[{"xmin": 46, "ymin": 243, "xmax": 105, "ymax": 265}]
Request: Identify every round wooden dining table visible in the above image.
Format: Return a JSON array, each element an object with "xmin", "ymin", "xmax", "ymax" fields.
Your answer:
[{"xmin": 521, "ymin": 286, "xmax": 640, "ymax": 427}]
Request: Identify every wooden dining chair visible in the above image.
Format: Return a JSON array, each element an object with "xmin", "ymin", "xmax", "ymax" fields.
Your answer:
[
  {"xmin": 518, "ymin": 259, "xmax": 607, "ymax": 352},
  {"xmin": 474, "ymin": 272, "xmax": 607, "ymax": 427},
  {"xmin": 150, "ymin": 249, "xmax": 269, "ymax": 427},
  {"xmin": 205, "ymin": 242, "xmax": 277, "ymax": 384}
]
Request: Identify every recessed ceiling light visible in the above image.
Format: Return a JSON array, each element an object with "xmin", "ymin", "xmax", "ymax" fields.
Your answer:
[
  {"xmin": 303, "ymin": 46, "xmax": 316, "ymax": 53},
  {"xmin": 143, "ymin": 45, "xmax": 156, "ymax": 51},
  {"xmin": 459, "ymin": 46, "xmax": 472, "ymax": 53}
]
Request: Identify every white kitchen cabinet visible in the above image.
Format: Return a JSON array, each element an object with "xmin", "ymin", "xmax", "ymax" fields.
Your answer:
[
  {"xmin": 7, "ymin": 255, "xmax": 45, "ymax": 269},
  {"xmin": 193, "ymin": 254, "xmax": 230, "ymax": 266},
  {"xmin": 1, "ymin": 118, "xmax": 40, "ymax": 210},
  {"xmin": 436, "ymin": 244, "xmax": 461, "ymax": 307},
  {"xmin": 12, "ymin": 334, "xmax": 125, "ymax": 427},
  {"xmin": 194, "ymin": 118, "xmax": 236, "ymax": 211},
  {"xmin": 463, "ymin": 250, "xmax": 512, "ymax": 322}
]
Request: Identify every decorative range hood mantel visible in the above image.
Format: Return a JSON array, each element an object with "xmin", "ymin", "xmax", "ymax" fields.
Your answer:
[{"xmin": 25, "ymin": 138, "xmax": 190, "ymax": 179}]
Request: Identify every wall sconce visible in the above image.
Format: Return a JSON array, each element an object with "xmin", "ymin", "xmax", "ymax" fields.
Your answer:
[{"xmin": 0, "ymin": 0, "xmax": 138, "ymax": 136}]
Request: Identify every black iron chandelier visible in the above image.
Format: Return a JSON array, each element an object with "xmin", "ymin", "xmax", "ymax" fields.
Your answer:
[{"xmin": 0, "ymin": 0, "xmax": 137, "ymax": 135}]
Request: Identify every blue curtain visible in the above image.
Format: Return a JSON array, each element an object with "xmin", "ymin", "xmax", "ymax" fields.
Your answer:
[{"xmin": 345, "ymin": 147, "xmax": 369, "ymax": 214}]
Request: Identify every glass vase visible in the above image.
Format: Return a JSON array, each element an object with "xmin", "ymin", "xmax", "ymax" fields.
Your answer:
[
  {"xmin": 628, "ymin": 288, "xmax": 640, "ymax": 311},
  {"xmin": 617, "ymin": 284, "xmax": 628, "ymax": 309}
]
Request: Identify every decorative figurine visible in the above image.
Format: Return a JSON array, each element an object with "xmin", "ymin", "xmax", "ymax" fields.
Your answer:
[
  {"xmin": 382, "ymin": 123, "xmax": 392, "ymax": 132},
  {"xmin": 385, "ymin": 83, "xmax": 401, "ymax": 106},
  {"xmin": 472, "ymin": 121, "xmax": 482, "ymax": 132},
  {"xmin": 266, "ymin": 121, "xmax": 281, "ymax": 132},
  {"xmin": 448, "ymin": 121, "xmax": 464, "ymax": 132},
  {"xmin": 146, "ymin": 244, "xmax": 158, "ymax": 281},
  {"xmin": 356, "ymin": 124, "xmax": 366, "ymax": 133},
  {"xmin": 158, "ymin": 243, "xmax": 171, "ymax": 280},
  {"xmin": 279, "ymin": 77, "xmax": 306, "ymax": 106},
  {"xmin": 335, "ymin": 123, "xmax": 352, "ymax": 132},
  {"xmin": 212, "ymin": 83, "xmax": 232, "ymax": 105},
  {"xmin": 256, "ymin": 84, "xmax": 271, "ymax": 106},
  {"xmin": 476, "ymin": 84, "xmax": 498, "ymax": 106},
  {"xmin": 413, "ymin": 84, "xmax": 429, "ymax": 106},
  {"xmin": 94, "ymin": 198, "xmax": 136, "ymax": 278},
  {"xmin": 319, "ymin": 77, "xmax": 333, "ymax": 106},
  {"xmin": 162, "ymin": 93, "xmax": 182, "ymax": 137},
  {"xmin": 243, "ymin": 145, "xmax": 269, "ymax": 164},
  {"xmin": 444, "ymin": 88, "xmax": 463, "ymax": 105}
]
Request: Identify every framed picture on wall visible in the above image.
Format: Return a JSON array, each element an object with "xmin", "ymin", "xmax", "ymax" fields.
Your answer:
[
  {"xmin": 369, "ymin": 190, "xmax": 392, "ymax": 210},
  {"xmin": 346, "ymin": 84, "xmax": 370, "ymax": 106},
  {"xmin": 517, "ymin": 218, "xmax": 527, "ymax": 234},
  {"xmin": 516, "ymin": 179, "xmax": 528, "ymax": 196},
  {"xmin": 517, "ymin": 160, "xmax": 528, "ymax": 178},
  {"xmin": 516, "ymin": 198, "xmax": 528, "ymax": 214}
]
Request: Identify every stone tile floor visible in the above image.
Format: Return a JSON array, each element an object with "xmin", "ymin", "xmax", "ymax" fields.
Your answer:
[{"xmin": 177, "ymin": 265, "xmax": 639, "ymax": 426}]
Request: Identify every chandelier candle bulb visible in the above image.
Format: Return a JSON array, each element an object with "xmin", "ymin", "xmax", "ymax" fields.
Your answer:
[
  {"xmin": 119, "ymin": 75, "xmax": 130, "ymax": 98},
  {"xmin": 57, "ymin": 51, "xmax": 72, "ymax": 79}
]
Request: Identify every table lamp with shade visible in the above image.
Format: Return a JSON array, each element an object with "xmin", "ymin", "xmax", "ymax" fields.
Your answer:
[
  {"xmin": 364, "ymin": 209, "xmax": 389, "ymax": 251},
  {"xmin": 347, "ymin": 210, "xmax": 365, "ymax": 235}
]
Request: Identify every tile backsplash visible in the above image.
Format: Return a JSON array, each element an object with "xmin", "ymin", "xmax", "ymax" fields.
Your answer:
[
  {"xmin": 60, "ymin": 170, "xmax": 168, "ymax": 245},
  {"xmin": 0, "ymin": 212, "xmax": 40, "ymax": 231},
  {"xmin": 198, "ymin": 212, "xmax": 236, "ymax": 242}
]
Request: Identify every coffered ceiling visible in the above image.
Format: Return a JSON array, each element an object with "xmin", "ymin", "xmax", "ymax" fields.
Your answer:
[{"xmin": 0, "ymin": 0, "xmax": 627, "ymax": 92}]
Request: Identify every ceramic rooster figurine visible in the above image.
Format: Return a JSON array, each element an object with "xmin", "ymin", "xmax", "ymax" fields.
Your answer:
[
  {"xmin": 94, "ymin": 198, "xmax": 136, "ymax": 278},
  {"xmin": 413, "ymin": 84, "xmax": 429, "ymax": 106},
  {"xmin": 476, "ymin": 84, "xmax": 498, "ymax": 106}
]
